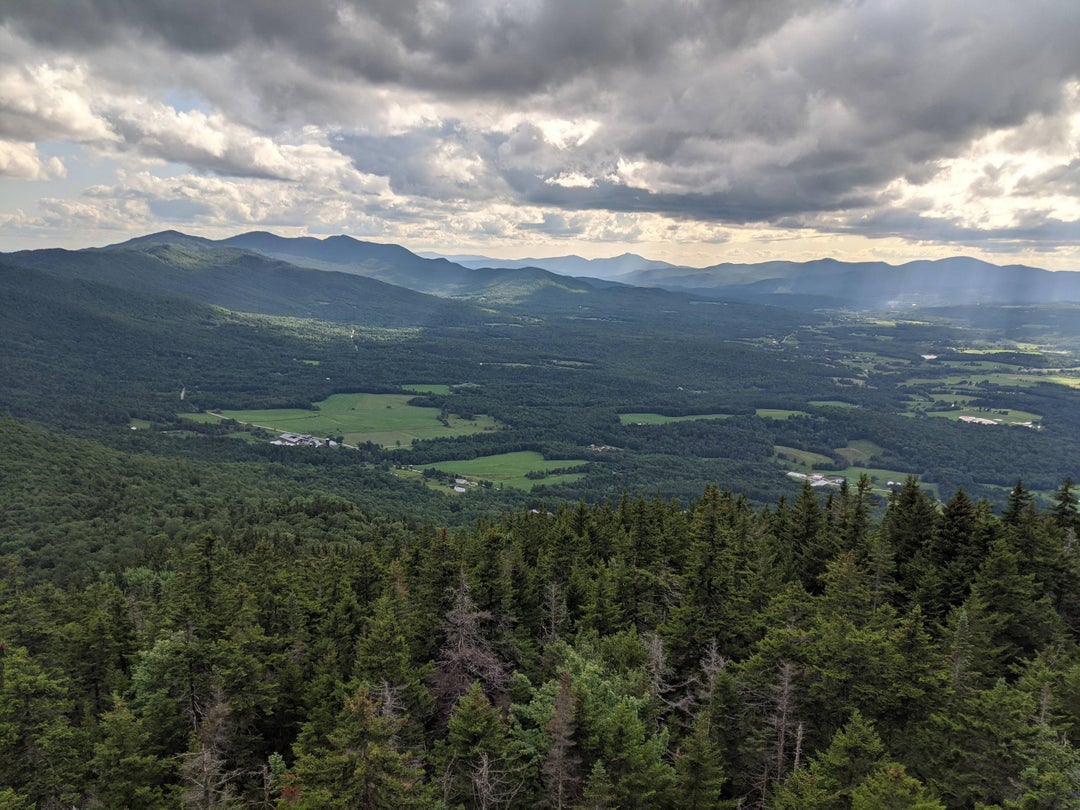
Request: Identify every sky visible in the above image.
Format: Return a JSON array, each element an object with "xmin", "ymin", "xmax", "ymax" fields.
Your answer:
[{"xmin": 3, "ymin": 1, "xmax": 1080, "ymax": 268}]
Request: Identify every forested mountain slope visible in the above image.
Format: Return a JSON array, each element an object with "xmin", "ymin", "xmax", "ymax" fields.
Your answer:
[
  {"xmin": 5, "ymin": 243, "xmax": 490, "ymax": 326},
  {"xmin": 2, "ymin": 429, "xmax": 1078, "ymax": 807}
]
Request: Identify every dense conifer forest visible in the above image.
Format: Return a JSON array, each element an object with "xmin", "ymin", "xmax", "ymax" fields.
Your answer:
[{"xmin": 2, "ymin": 416, "xmax": 1079, "ymax": 806}]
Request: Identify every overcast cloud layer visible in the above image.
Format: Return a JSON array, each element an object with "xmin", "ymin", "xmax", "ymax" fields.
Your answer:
[{"xmin": 2, "ymin": 0, "xmax": 1080, "ymax": 266}]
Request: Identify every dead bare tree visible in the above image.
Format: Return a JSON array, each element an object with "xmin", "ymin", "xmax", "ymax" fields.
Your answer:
[
  {"xmin": 542, "ymin": 671, "xmax": 581, "ymax": 809},
  {"xmin": 428, "ymin": 572, "xmax": 509, "ymax": 722},
  {"xmin": 179, "ymin": 689, "xmax": 243, "ymax": 810},
  {"xmin": 472, "ymin": 752, "xmax": 527, "ymax": 810},
  {"xmin": 540, "ymin": 581, "xmax": 569, "ymax": 647},
  {"xmin": 752, "ymin": 660, "xmax": 799, "ymax": 809}
]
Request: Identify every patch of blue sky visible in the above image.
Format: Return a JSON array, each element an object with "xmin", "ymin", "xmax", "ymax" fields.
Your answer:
[
  {"xmin": 0, "ymin": 143, "xmax": 108, "ymax": 214},
  {"xmin": 164, "ymin": 90, "xmax": 212, "ymax": 115}
]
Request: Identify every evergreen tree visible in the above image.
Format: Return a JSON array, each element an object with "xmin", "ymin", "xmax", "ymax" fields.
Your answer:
[
  {"xmin": 673, "ymin": 715, "xmax": 727, "ymax": 809},
  {"xmin": 791, "ymin": 481, "xmax": 832, "ymax": 591},
  {"xmin": 1050, "ymin": 476, "xmax": 1078, "ymax": 532},
  {"xmin": 353, "ymin": 576, "xmax": 434, "ymax": 735},
  {"xmin": 964, "ymin": 537, "xmax": 1064, "ymax": 678},
  {"xmin": 772, "ymin": 710, "xmax": 889, "ymax": 809},
  {"xmin": 434, "ymin": 681, "xmax": 520, "ymax": 809},
  {"xmin": 0, "ymin": 645, "xmax": 86, "ymax": 808},
  {"xmin": 576, "ymin": 761, "xmax": 617, "ymax": 810},
  {"xmin": 849, "ymin": 763, "xmax": 944, "ymax": 810},
  {"xmin": 1002, "ymin": 479, "xmax": 1036, "ymax": 527},
  {"xmin": 880, "ymin": 476, "xmax": 937, "ymax": 595},
  {"xmin": 289, "ymin": 687, "xmax": 432, "ymax": 809},
  {"xmin": 89, "ymin": 696, "xmax": 177, "ymax": 809}
]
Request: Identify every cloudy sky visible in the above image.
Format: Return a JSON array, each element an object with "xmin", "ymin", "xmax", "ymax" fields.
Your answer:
[{"xmin": 3, "ymin": 0, "xmax": 1080, "ymax": 267}]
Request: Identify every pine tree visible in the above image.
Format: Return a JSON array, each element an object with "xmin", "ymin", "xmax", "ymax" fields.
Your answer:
[
  {"xmin": 965, "ymin": 537, "xmax": 1064, "ymax": 678},
  {"xmin": 576, "ymin": 761, "xmax": 616, "ymax": 810},
  {"xmin": 849, "ymin": 763, "xmax": 944, "ymax": 810},
  {"xmin": 1050, "ymin": 476, "xmax": 1078, "ymax": 532},
  {"xmin": 673, "ymin": 715, "xmax": 727, "ymax": 809},
  {"xmin": 89, "ymin": 696, "xmax": 177, "ymax": 809},
  {"xmin": 1002, "ymin": 479, "xmax": 1036, "ymax": 527},
  {"xmin": 880, "ymin": 476, "xmax": 937, "ymax": 596},
  {"xmin": 353, "ymin": 577, "xmax": 433, "ymax": 733},
  {"xmin": 791, "ymin": 481, "xmax": 832, "ymax": 591},
  {"xmin": 289, "ymin": 687, "xmax": 432, "ymax": 809},
  {"xmin": 435, "ymin": 682, "xmax": 520, "ymax": 809},
  {"xmin": 773, "ymin": 710, "xmax": 888, "ymax": 809},
  {"xmin": 0, "ymin": 645, "xmax": 86, "ymax": 808}
]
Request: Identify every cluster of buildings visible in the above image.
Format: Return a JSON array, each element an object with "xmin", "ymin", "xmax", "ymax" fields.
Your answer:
[
  {"xmin": 785, "ymin": 471, "xmax": 846, "ymax": 487},
  {"xmin": 270, "ymin": 433, "xmax": 339, "ymax": 447}
]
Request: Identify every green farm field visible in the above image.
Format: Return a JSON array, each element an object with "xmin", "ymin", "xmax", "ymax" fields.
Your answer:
[
  {"xmin": 201, "ymin": 393, "xmax": 498, "ymax": 447},
  {"xmin": 619, "ymin": 412, "xmax": 733, "ymax": 425},
  {"xmin": 834, "ymin": 440, "xmax": 885, "ymax": 465},
  {"xmin": 774, "ymin": 445, "xmax": 834, "ymax": 468},
  {"xmin": 926, "ymin": 407, "xmax": 1042, "ymax": 426},
  {"xmin": 756, "ymin": 409, "xmax": 810, "ymax": 420},
  {"xmin": 421, "ymin": 451, "xmax": 588, "ymax": 490},
  {"xmin": 904, "ymin": 371, "xmax": 1080, "ymax": 389}
]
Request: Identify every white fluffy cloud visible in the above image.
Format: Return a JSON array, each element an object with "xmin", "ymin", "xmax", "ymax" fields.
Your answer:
[{"xmin": 0, "ymin": 140, "xmax": 66, "ymax": 180}]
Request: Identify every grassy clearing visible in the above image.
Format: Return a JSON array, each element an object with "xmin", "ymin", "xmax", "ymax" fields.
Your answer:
[
  {"xmin": 402, "ymin": 384, "xmax": 452, "ymax": 394},
  {"xmin": 809, "ymin": 400, "xmax": 858, "ymax": 408},
  {"xmin": 775, "ymin": 446, "xmax": 834, "ymax": 468},
  {"xmin": 1039, "ymin": 374, "xmax": 1080, "ymax": 389},
  {"xmin": 421, "ymin": 451, "xmax": 588, "ymax": 490},
  {"xmin": 179, "ymin": 412, "xmax": 223, "ymax": 425},
  {"xmin": 619, "ymin": 412, "xmax": 733, "ymax": 425},
  {"xmin": 835, "ymin": 440, "xmax": 884, "ymax": 465},
  {"xmin": 844, "ymin": 468, "xmax": 939, "ymax": 499},
  {"xmin": 204, "ymin": 393, "xmax": 498, "ymax": 447},
  {"xmin": 756, "ymin": 409, "xmax": 809, "ymax": 420}
]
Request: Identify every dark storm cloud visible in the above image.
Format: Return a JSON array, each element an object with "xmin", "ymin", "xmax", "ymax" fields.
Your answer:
[
  {"xmin": 1, "ymin": 0, "xmax": 821, "ymax": 95},
  {"xmin": 4, "ymin": 0, "xmax": 1080, "ymax": 250}
]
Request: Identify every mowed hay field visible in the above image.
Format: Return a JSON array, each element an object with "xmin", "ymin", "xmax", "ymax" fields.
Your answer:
[
  {"xmin": 210, "ymin": 393, "xmax": 498, "ymax": 447},
  {"xmin": 422, "ymin": 451, "xmax": 588, "ymax": 490}
]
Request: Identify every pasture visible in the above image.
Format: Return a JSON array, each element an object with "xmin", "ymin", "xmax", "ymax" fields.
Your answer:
[
  {"xmin": 203, "ymin": 392, "xmax": 498, "ymax": 447},
  {"xmin": 421, "ymin": 451, "xmax": 588, "ymax": 490},
  {"xmin": 774, "ymin": 445, "xmax": 834, "ymax": 468}
]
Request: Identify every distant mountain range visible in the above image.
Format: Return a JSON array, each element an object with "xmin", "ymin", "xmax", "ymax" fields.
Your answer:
[
  {"xmin": 1, "ymin": 232, "xmax": 806, "ymax": 337},
  {"xmin": 6, "ymin": 230, "xmax": 1080, "ymax": 313},
  {"xmin": 426, "ymin": 249, "xmax": 1080, "ymax": 309},
  {"xmin": 611, "ymin": 256, "xmax": 1080, "ymax": 309},
  {"xmin": 421, "ymin": 251, "xmax": 682, "ymax": 279}
]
